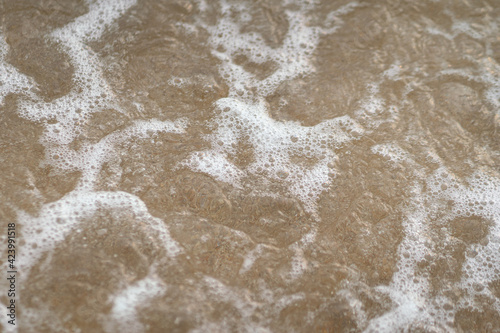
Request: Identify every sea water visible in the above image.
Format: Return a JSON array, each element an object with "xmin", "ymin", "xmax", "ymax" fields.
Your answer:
[{"xmin": 0, "ymin": 0, "xmax": 499, "ymax": 332}]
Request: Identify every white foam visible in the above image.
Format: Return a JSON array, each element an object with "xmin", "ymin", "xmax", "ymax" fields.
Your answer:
[
  {"xmin": 323, "ymin": 2, "xmax": 364, "ymax": 33},
  {"xmin": 17, "ymin": 0, "xmax": 138, "ymax": 155},
  {"xmin": 4, "ymin": 0, "xmax": 185, "ymax": 285},
  {"xmin": 206, "ymin": 1, "xmax": 318, "ymax": 98},
  {"xmin": 18, "ymin": 190, "xmax": 181, "ymax": 276},
  {"xmin": 181, "ymin": 1, "xmax": 365, "ymax": 215},
  {"xmin": 44, "ymin": 118, "xmax": 186, "ymax": 191},
  {"xmin": 371, "ymin": 143, "xmax": 411, "ymax": 166},
  {"xmin": 354, "ymin": 82, "xmax": 399, "ymax": 129},
  {"xmin": 440, "ymin": 58, "xmax": 500, "ymax": 113},
  {"xmin": 425, "ymin": 14, "xmax": 500, "ymax": 114},
  {"xmin": 202, "ymin": 276, "xmax": 272, "ymax": 332},
  {"xmin": 239, "ymin": 244, "xmax": 266, "ymax": 275},
  {"xmin": 288, "ymin": 244, "xmax": 309, "ymax": 280},
  {"xmin": 104, "ymin": 268, "xmax": 166, "ymax": 333},
  {"xmin": 427, "ymin": 171, "xmax": 500, "ymax": 312},
  {"xmin": 5, "ymin": 0, "xmax": 188, "ymax": 271},
  {"xmin": 3, "ymin": 0, "xmax": 499, "ymax": 330},
  {"xmin": 366, "ymin": 182, "xmax": 436, "ymax": 331},
  {"xmin": 57, "ymin": 0, "xmax": 136, "ymax": 43},
  {"xmin": 362, "ymin": 157, "xmax": 500, "ymax": 331},
  {"xmin": 0, "ymin": 32, "xmax": 37, "ymax": 105},
  {"xmin": 182, "ymin": 98, "xmax": 363, "ymax": 213},
  {"xmin": 382, "ymin": 62, "xmax": 403, "ymax": 80},
  {"xmin": 171, "ymin": 1, "xmax": 371, "ymax": 285},
  {"xmin": 1, "ymin": 4, "xmax": 195, "ymax": 331},
  {"xmin": 197, "ymin": 275, "xmax": 306, "ymax": 332}
]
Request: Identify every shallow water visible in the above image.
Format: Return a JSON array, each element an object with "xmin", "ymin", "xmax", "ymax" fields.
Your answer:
[{"xmin": 0, "ymin": 0, "xmax": 500, "ymax": 332}]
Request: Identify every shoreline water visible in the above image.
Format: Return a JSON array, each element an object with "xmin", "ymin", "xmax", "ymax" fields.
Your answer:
[{"xmin": 1, "ymin": 0, "xmax": 499, "ymax": 331}]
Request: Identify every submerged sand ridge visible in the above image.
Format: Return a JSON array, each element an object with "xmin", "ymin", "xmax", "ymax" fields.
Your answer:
[{"xmin": 0, "ymin": 0, "xmax": 500, "ymax": 332}]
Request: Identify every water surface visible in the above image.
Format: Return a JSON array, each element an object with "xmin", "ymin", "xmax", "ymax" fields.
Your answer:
[{"xmin": 1, "ymin": 0, "xmax": 500, "ymax": 332}]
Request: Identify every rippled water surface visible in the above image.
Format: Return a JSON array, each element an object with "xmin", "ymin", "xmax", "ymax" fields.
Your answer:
[{"xmin": 1, "ymin": 0, "xmax": 500, "ymax": 332}]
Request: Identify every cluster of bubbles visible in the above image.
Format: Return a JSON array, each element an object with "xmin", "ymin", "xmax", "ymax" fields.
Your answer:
[
  {"xmin": 182, "ymin": 0, "xmax": 364, "ymax": 214},
  {"xmin": 2, "ymin": 0, "xmax": 499, "ymax": 331},
  {"xmin": 183, "ymin": 98, "xmax": 363, "ymax": 212},
  {"xmin": 1, "ymin": 1, "xmax": 189, "ymax": 331},
  {"xmin": 0, "ymin": 0, "xmax": 183, "ymax": 298},
  {"xmin": 0, "ymin": 34, "xmax": 35, "ymax": 105},
  {"xmin": 369, "ymin": 142, "xmax": 500, "ymax": 331}
]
